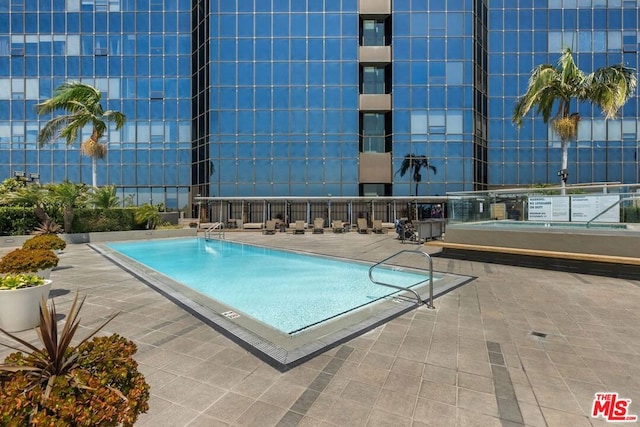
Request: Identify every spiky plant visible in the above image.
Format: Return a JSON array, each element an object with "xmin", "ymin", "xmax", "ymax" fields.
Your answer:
[
  {"xmin": 0, "ymin": 293, "xmax": 149, "ymax": 426},
  {"xmin": 32, "ymin": 219, "xmax": 63, "ymax": 236}
]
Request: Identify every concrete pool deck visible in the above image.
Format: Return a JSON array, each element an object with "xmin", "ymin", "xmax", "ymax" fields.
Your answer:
[{"xmin": 1, "ymin": 232, "xmax": 640, "ymax": 426}]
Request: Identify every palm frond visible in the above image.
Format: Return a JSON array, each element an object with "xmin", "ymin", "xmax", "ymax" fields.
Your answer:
[
  {"xmin": 103, "ymin": 110, "xmax": 127, "ymax": 130},
  {"xmin": 512, "ymin": 65, "xmax": 560, "ymax": 126},
  {"xmin": 37, "ymin": 115, "xmax": 74, "ymax": 147},
  {"xmin": 588, "ymin": 64, "xmax": 638, "ymax": 119},
  {"xmin": 57, "ymin": 115, "xmax": 90, "ymax": 146},
  {"xmin": 36, "ymin": 82, "xmax": 101, "ymax": 116}
]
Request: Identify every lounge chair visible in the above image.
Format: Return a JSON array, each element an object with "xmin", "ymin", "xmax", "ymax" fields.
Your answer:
[
  {"xmin": 263, "ymin": 220, "xmax": 277, "ymax": 235},
  {"xmin": 332, "ymin": 220, "xmax": 345, "ymax": 233},
  {"xmin": 293, "ymin": 220, "xmax": 306, "ymax": 234},
  {"xmin": 313, "ymin": 218, "xmax": 325, "ymax": 234},
  {"xmin": 357, "ymin": 218, "xmax": 370, "ymax": 234},
  {"xmin": 372, "ymin": 219, "xmax": 386, "ymax": 234}
]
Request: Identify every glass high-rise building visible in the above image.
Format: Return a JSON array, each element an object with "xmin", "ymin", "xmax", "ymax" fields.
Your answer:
[
  {"xmin": 488, "ymin": 0, "xmax": 639, "ymax": 187},
  {"xmin": 2, "ymin": 0, "xmax": 638, "ymax": 206},
  {"xmin": 1, "ymin": 0, "xmax": 192, "ymax": 209}
]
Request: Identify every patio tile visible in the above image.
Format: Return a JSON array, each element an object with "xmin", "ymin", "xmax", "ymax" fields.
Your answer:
[
  {"xmin": 340, "ymin": 379, "xmax": 380, "ymax": 407},
  {"xmin": 372, "ymin": 389, "xmax": 416, "ymax": 416},
  {"xmin": 540, "ymin": 407, "xmax": 593, "ymax": 427},
  {"xmin": 236, "ymin": 400, "xmax": 287, "ymax": 426},
  {"xmin": 324, "ymin": 398, "xmax": 370, "ymax": 426},
  {"xmin": 365, "ymin": 409, "xmax": 412, "ymax": 427},
  {"xmin": 204, "ymin": 392, "xmax": 255, "ymax": 423},
  {"xmin": 154, "ymin": 376, "xmax": 226, "ymax": 412}
]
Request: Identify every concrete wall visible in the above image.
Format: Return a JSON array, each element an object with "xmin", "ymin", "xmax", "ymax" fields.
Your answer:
[
  {"xmin": 445, "ymin": 224, "xmax": 640, "ymax": 258},
  {"xmin": 1, "ymin": 228, "xmax": 197, "ymax": 248}
]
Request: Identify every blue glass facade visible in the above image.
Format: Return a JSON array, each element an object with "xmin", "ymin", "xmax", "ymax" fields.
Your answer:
[
  {"xmin": 3, "ymin": 0, "xmax": 639, "ymax": 204},
  {"xmin": 488, "ymin": 0, "xmax": 639, "ymax": 186},
  {"xmin": 201, "ymin": 0, "xmax": 361, "ymax": 198},
  {"xmin": 1, "ymin": 0, "xmax": 191, "ymax": 209},
  {"xmin": 194, "ymin": 0, "xmax": 483, "ymax": 197}
]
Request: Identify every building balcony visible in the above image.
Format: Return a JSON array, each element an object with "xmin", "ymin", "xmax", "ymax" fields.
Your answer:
[
  {"xmin": 359, "ymin": 46, "xmax": 391, "ymax": 64},
  {"xmin": 359, "ymin": 94, "xmax": 392, "ymax": 111},
  {"xmin": 359, "ymin": 152, "xmax": 392, "ymax": 183},
  {"xmin": 358, "ymin": 0, "xmax": 391, "ymax": 15}
]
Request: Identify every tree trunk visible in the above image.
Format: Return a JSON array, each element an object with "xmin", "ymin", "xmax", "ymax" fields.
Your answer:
[
  {"xmin": 560, "ymin": 140, "xmax": 569, "ymax": 195},
  {"xmin": 92, "ymin": 157, "xmax": 97, "ymax": 188},
  {"xmin": 34, "ymin": 206, "xmax": 50, "ymax": 224},
  {"xmin": 63, "ymin": 206, "xmax": 74, "ymax": 234}
]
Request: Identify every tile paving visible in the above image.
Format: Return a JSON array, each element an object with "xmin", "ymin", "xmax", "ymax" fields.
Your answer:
[{"xmin": 1, "ymin": 231, "xmax": 639, "ymax": 426}]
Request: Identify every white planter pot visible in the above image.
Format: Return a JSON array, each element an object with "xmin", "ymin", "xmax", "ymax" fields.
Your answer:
[
  {"xmin": 35, "ymin": 268, "xmax": 52, "ymax": 279},
  {"xmin": 0, "ymin": 280, "xmax": 52, "ymax": 332}
]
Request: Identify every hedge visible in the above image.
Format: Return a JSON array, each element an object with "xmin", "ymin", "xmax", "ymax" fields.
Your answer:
[
  {"xmin": 71, "ymin": 208, "xmax": 144, "ymax": 233},
  {"xmin": 0, "ymin": 207, "xmax": 39, "ymax": 236}
]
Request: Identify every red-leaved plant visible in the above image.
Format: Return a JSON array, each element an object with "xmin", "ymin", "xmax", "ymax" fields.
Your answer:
[{"xmin": 0, "ymin": 293, "xmax": 150, "ymax": 426}]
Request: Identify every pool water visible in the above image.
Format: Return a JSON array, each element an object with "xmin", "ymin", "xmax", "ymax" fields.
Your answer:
[{"xmin": 107, "ymin": 238, "xmax": 433, "ymax": 334}]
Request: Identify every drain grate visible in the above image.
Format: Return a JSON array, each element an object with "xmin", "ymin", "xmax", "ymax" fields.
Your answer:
[
  {"xmin": 222, "ymin": 311, "xmax": 240, "ymax": 319},
  {"xmin": 530, "ymin": 331, "xmax": 548, "ymax": 338}
]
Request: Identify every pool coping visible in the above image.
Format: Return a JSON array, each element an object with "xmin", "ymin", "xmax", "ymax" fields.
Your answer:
[{"xmin": 91, "ymin": 238, "xmax": 474, "ymax": 371}]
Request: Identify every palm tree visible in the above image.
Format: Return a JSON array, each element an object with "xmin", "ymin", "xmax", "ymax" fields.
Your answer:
[
  {"xmin": 36, "ymin": 82, "xmax": 126, "ymax": 188},
  {"xmin": 134, "ymin": 204, "xmax": 161, "ymax": 230},
  {"xmin": 396, "ymin": 154, "xmax": 437, "ymax": 196},
  {"xmin": 512, "ymin": 48, "xmax": 637, "ymax": 194},
  {"xmin": 48, "ymin": 181, "xmax": 87, "ymax": 233},
  {"xmin": 87, "ymin": 185, "xmax": 121, "ymax": 209}
]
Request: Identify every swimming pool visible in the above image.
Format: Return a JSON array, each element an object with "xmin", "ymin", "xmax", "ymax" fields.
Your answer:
[
  {"xmin": 107, "ymin": 238, "xmax": 431, "ymax": 334},
  {"xmin": 98, "ymin": 238, "xmax": 471, "ymax": 370}
]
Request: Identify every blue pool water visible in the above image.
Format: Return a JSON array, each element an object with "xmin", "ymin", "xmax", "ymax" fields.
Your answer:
[{"xmin": 107, "ymin": 238, "xmax": 432, "ymax": 334}]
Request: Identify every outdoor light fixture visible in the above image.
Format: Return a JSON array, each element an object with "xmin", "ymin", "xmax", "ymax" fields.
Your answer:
[
  {"xmin": 13, "ymin": 171, "xmax": 25, "ymax": 179},
  {"xmin": 29, "ymin": 173, "xmax": 40, "ymax": 181},
  {"xmin": 557, "ymin": 169, "xmax": 568, "ymax": 182}
]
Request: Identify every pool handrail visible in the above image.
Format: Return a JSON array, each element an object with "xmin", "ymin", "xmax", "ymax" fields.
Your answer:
[
  {"xmin": 204, "ymin": 222, "xmax": 225, "ymax": 240},
  {"xmin": 368, "ymin": 249, "xmax": 435, "ymax": 309},
  {"xmin": 586, "ymin": 195, "xmax": 640, "ymax": 228}
]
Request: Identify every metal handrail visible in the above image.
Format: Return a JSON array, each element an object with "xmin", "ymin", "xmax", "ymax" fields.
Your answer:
[
  {"xmin": 586, "ymin": 195, "xmax": 640, "ymax": 228},
  {"xmin": 368, "ymin": 249, "xmax": 435, "ymax": 309},
  {"xmin": 204, "ymin": 222, "xmax": 225, "ymax": 240}
]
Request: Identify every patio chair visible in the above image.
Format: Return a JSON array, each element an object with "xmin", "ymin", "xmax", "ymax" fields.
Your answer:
[
  {"xmin": 262, "ymin": 220, "xmax": 277, "ymax": 235},
  {"xmin": 313, "ymin": 218, "xmax": 325, "ymax": 234},
  {"xmin": 293, "ymin": 220, "xmax": 306, "ymax": 234},
  {"xmin": 372, "ymin": 219, "xmax": 385, "ymax": 234},
  {"xmin": 357, "ymin": 218, "xmax": 370, "ymax": 234},
  {"xmin": 332, "ymin": 220, "xmax": 345, "ymax": 233}
]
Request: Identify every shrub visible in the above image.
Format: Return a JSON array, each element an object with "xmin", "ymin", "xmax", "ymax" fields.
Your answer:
[
  {"xmin": 72, "ymin": 208, "xmax": 139, "ymax": 233},
  {"xmin": 0, "ymin": 249, "xmax": 59, "ymax": 274},
  {"xmin": 0, "ymin": 293, "xmax": 150, "ymax": 426},
  {"xmin": 22, "ymin": 234, "xmax": 67, "ymax": 251},
  {"xmin": 0, "ymin": 274, "xmax": 45, "ymax": 290},
  {"xmin": 0, "ymin": 207, "xmax": 39, "ymax": 236}
]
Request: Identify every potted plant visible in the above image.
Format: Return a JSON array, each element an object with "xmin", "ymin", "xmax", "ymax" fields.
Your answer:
[
  {"xmin": 0, "ymin": 249, "xmax": 59, "ymax": 279},
  {"xmin": 0, "ymin": 293, "xmax": 150, "ymax": 425},
  {"xmin": 0, "ymin": 274, "xmax": 52, "ymax": 332},
  {"xmin": 22, "ymin": 234, "xmax": 67, "ymax": 252}
]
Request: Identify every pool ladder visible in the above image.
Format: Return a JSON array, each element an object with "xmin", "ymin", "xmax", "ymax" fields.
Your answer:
[
  {"xmin": 368, "ymin": 249, "xmax": 435, "ymax": 309},
  {"xmin": 204, "ymin": 222, "xmax": 225, "ymax": 240}
]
